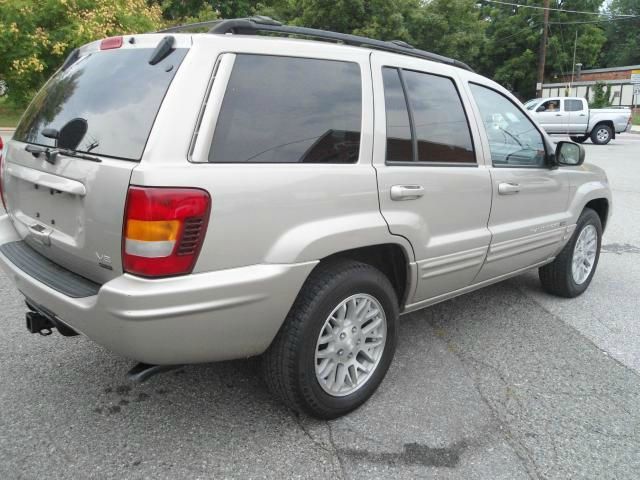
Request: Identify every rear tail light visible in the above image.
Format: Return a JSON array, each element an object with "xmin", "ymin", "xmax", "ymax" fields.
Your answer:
[
  {"xmin": 0, "ymin": 136, "xmax": 6, "ymax": 210},
  {"xmin": 123, "ymin": 186, "xmax": 211, "ymax": 278}
]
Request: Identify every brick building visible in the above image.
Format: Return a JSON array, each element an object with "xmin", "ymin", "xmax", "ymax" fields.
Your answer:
[{"xmin": 541, "ymin": 64, "xmax": 639, "ymax": 113}]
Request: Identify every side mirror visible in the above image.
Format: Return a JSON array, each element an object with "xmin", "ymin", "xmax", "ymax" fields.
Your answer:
[
  {"xmin": 555, "ymin": 141, "xmax": 585, "ymax": 166},
  {"xmin": 536, "ymin": 105, "xmax": 545, "ymax": 112}
]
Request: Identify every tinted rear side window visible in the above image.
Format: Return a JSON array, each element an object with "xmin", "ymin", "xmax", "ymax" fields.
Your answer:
[
  {"xmin": 14, "ymin": 48, "xmax": 187, "ymax": 161},
  {"xmin": 402, "ymin": 70, "xmax": 475, "ymax": 163},
  {"xmin": 382, "ymin": 68, "xmax": 412, "ymax": 163},
  {"xmin": 209, "ymin": 55, "xmax": 362, "ymax": 163}
]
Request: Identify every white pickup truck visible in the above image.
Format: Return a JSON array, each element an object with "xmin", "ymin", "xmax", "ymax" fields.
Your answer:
[{"xmin": 525, "ymin": 96, "xmax": 632, "ymax": 145}]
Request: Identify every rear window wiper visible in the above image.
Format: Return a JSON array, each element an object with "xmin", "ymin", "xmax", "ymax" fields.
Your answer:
[{"xmin": 25, "ymin": 144, "xmax": 101, "ymax": 164}]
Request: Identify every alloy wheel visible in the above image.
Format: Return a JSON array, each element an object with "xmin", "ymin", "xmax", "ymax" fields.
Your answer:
[{"xmin": 314, "ymin": 294, "xmax": 387, "ymax": 397}]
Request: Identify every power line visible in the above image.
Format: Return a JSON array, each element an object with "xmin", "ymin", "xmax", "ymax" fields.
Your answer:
[
  {"xmin": 501, "ymin": 23, "xmax": 539, "ymax": 41},
  {"xmin": 549, "ymin": 16, "xmax": 639, "ymax": 25},
  {"xmin": 482, "ymin": 0, "xmax": 638, "ymax": 18}
]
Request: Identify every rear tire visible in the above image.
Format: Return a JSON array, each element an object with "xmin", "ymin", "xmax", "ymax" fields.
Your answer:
[
  {"xmin": 570, "ymin": 135, "xmax": 588, "ymax": 144},
  {"xmin": 590, "ymin": 125, "xmax": 612, "ymax": 145},
  {"xmin": 539, "ymin": 208, "xmax": 602, "ymax": 298},
  {"xmin": 262, "ymin": 259, "xmax": 398, "ymax": 419}
]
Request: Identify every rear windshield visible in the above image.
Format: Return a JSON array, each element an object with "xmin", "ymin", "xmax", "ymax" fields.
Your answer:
[{"xmin": 14, "ymin": 47, "xmax": 187, "ymax": 161}]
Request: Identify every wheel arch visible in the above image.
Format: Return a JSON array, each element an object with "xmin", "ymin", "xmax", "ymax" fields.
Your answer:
[
  {"xmin": 318, "ymin": 243, "xmax": 413, "ymax": 309},
  {"xmin": 591, "ymin": 120, "xmax": 615, "ymax": 140},
  {"xmin": 584, "ymin": 198, "xmax": 610, "ymax": 231}
]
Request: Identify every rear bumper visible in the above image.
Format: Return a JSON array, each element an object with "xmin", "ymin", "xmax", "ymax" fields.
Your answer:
[{"xmin": 0, "ymin": 214, "xmax": 316, "ymax": 364}]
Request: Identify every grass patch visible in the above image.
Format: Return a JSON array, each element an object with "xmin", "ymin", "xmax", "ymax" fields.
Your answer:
[
  {"xmin": 633, "ymin": 113, "xmax": 640, "ymax": 126},
  {"xmin": 0, "ymin": 97, "xmax": 23, "ymax": 128}
]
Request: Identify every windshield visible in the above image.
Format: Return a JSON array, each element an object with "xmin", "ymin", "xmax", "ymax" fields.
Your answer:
[{"xmin": 14, "ymin": 47, "xmax": 187, "ymax": 161}]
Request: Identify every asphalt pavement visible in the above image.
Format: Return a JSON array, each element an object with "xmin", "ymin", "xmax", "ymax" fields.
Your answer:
[{"xmin": 1, "ymin": 133, "xmax": 639, "ymax": 479}]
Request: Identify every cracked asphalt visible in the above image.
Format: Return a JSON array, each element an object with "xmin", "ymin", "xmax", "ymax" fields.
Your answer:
[{"xmin": 1, "ymin": 133, "xmax": 639, "ymax": 479}]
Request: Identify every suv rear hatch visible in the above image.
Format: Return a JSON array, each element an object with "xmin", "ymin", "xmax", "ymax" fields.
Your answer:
[{"xmin": 2, "ymin": 35, "xmax": 189, "ymax": 284}]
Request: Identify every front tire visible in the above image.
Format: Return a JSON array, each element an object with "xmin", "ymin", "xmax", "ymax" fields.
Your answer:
[
  {"xmin": 262, "ymin": 259, "xmax": 398, "ymax": 419},
  {"xmin": 590, "ymin": 124, "xmax": 612, "ymax": 145},
  {"xmin": 539, "ymin": 208, "xmax": 602, "ymax": 298},
  {"xmin": 570, "ymin": 135, "xmax": 588, "ymax": 144}
]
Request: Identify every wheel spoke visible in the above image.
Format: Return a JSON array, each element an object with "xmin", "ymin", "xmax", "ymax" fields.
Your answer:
[
  {"xmin": 355, "ymin": 359, "xmax": 371, "ymax": 375},
  {"xmin": 346, "ymin": 298, "xmax": 358, "ymax": 321},
  {"xmin": 355, "ymin": 298, "xmax": 369, "ymax": 320},
  {"xmin": 359, "ymin": 349, "xmax": 375, "ymax": 364},
  {"xmin": 319, "ymin": 325, "xmax": 334, "ymax": 343},
  {"xmin": 363, "ymin": 308, "xmax": 380, "ymax": 322},
  {"xmin": 317, "ymin": 358, "xmax": 334, "ymax": 379},
  {"xmin": 316, "ymin": 348, "xmax": 333, "ymax": 359},
  {"xmin": 365, "ymin": 336, "xmax": 384, "ymax": 346},
  {"xmin": 334, "ymin": 364, "xmax": 347, "ymax": 392},
  {"xmin": 362, "ymin": 317, "xmax": 383, "ymax": 336},
  {"xmin": 348, "ymin": 365, "xmax": 359, "ymax": 387}
]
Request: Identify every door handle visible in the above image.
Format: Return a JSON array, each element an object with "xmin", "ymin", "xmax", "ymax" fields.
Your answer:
[
  {"xmin": 555, "ymin": 113, "xmax": 562, "ymax": 116},
  {"xmin": 579, "ymin": 114, "xmax": 586, "ymax": 117},
  {"xmin": 390, "ymin": 185, "xmax": 425, "ymax": 201},
  {"xmin": 498, "ymin": 182, "xmax": 520, "ymax": 195}
]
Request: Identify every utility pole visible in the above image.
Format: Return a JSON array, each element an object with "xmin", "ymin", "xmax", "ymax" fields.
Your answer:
[
  {"xmin": 570, "ymin": 30, "xmax": 578, "ymax": 90},
  {"xmin": 536, "ymin": 0, "xmax": 550, "ymax": 97}
]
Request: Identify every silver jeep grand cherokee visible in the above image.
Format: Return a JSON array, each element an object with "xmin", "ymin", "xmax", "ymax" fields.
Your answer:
[{"xmin": 0, "ymin": 18, "xmax": 611, "ymax": 419}]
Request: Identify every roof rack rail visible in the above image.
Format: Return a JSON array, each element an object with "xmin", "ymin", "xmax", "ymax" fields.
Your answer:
[
  {"xmin": 159, "ymin": 20, "xmax": 223, "ymax": 33},
  {"xmin": 158, "ymin": 16, "xmax": 284, "ymax": 33},
  {"xmin": 159, "ymin": 16, "xmax": 473, "ymax": 72}
]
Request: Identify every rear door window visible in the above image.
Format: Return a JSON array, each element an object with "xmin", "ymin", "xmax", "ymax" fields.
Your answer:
[
  {"xmin": 209, "ymin": 55, "xmax": 362, "ymax": 164},
  {"xmin": 382, "ymin": 67, "xmax": 475, "ymax": 164},
  {"xmin": 14, "ymin": 47, "xmax": 187, "ymax": 161},
  {"xmin": 382, "ymin": 68, "xmax": 413, "ymax": 163},
  {"xmin": 564, "ymin": 99, "xmax": 584, "ymax": 112},
  {"xmin": 402, "ymin": 70, "xmax": 475, "ymax": 163}
]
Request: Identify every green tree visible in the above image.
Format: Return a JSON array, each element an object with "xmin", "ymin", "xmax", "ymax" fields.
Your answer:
[
  {"xmin": 478, "ymin": 0, "xmax": 606, "ymax": 100},
  {"xmin": 590, "ymin": 81, "xmax": 612, "ymax": 108},
  {"xmin": 255, "ymin": 0, "xmax": 419, "ymax": 41},
  {"xmin": 254, "ymin": 0, "xmax": 485, "ymax": 66},
  {"xmin": 151, "ymin": 0, "xmax": 262, "ymax": 21},
  {"xmin": 0, "ymin": 0, "xmax": 164, "ymax": 107},
  {"xmin": 600, "ymin": 0, "xmax": 640, "ymax": 66},
  {"xmin": 403, "ymin": 0, "xmax": 487, "ymax": 68}
]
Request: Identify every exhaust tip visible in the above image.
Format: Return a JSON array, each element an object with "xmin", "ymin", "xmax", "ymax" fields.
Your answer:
[{"xmin": 127, "ymin": 363, "xmax": 183, "ymax": 383}]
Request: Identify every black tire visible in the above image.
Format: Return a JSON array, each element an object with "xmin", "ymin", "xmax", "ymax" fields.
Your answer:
[
  {"xmin": 590, "ymin": 124, "xmax": 612, "ymax": 145},
  {"xmin": 262, "ymin": 259, "xmax": 398, "ymax": 419},
  {"xmin": 570, "ymin": 135, "xmax": 588, "ymax": 144},
  {"xmin": 539, "ymin": 208, "xmax": 602, "ymax": 298}
]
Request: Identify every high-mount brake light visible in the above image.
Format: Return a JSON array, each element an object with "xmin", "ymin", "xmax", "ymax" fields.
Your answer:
[
  {"xmin": 100, "ymin": 36, "xmax": 123, "ymax": 50},
  {"xmin": 123, "ymin": 187, "xmax": 211, "ymax": 278}
]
